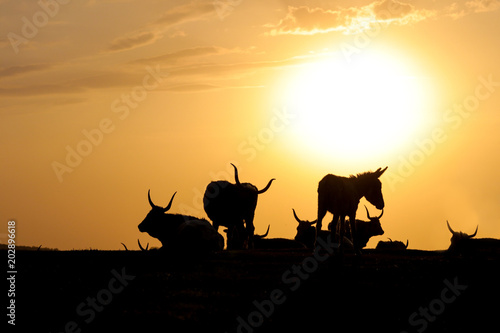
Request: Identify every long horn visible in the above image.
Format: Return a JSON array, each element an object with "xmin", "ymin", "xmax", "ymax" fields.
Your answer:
[
  {"xmin": 138, "ymin": 239, "xmax": 149, "ymax": 251},
  {"xmin": 446, "ymin": 220, "xmax": 455, "ymax": 234},
  {"xmin": 364, "ymin": 205, "xmax": 371, "ymax": 220},
  {"xmin": 293, "ymin": 209, "xmax": 303, "ymax": 223},
  {"xmin": 469, "ymin": 225, "xmax": 478, "ymax": 238},
  {"xmin": 148, "ymin": 189, "xmax": 155, "ymax": 208},
  {"xmin": 163, "ymin": 192, "xmax": 177, "ymax": 212},
  {"xmin": 292, "ymin": 209, "xmax": 316, "ymax": 225},
  {"xmin": 405, "ymin": 240, "xmax": 409, "ymax": 249},
  {"xmin": 231, "ymin": 163, "xmax": 242, "ymax": 186},
  {"xmin": 255, "ymin": 225, "xmax": 270, "ymax": 239},
  {"xmin": 257, "ymin": 178, "xmax": 275, "ymax": 194},
  {"xmin": 378, "ymin": 209, "xmax": 384, "ymax": 219}
]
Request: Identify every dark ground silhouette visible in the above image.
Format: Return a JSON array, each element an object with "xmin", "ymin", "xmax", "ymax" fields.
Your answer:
[{"xmin": 9, "ymin": 249, "xmax": 500, "ymax": 333}]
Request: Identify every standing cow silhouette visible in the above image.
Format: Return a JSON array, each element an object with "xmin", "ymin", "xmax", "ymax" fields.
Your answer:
[
  {"xmin": 203, "ymin": 163, "xmax": 275, "ymax": 249},
  {"xmin": 317, "ymin": 167, "xmax": 388, "ymax": 252}
]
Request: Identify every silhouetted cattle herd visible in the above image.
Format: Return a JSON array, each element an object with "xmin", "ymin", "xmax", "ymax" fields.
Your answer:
[{"xmin": 136, "ymin": 164, "xmax": 500, "ymax": 255}]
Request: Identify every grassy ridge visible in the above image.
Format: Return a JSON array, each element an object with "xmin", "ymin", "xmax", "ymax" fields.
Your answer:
[{"xmin": 7, "ymin": 249, "xmax": 500, "ymax": 333}]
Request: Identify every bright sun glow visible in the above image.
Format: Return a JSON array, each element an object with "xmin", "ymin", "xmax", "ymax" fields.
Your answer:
[{"xmin": 284, "ymin": 50, "xmax": 429, "ymax": 162}]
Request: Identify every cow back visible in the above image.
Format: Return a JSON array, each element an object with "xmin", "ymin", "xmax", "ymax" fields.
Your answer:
[{"xmin": 174, "ymin": 219, "xmax": 224, "ymax": 253}]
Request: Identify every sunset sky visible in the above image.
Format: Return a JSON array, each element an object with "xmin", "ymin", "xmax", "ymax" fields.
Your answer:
[{"xmin": 1, "ymin": 0, "xmax": 500, "ymax": 250}]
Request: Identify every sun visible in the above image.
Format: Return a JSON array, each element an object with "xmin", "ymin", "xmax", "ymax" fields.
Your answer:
[{"xmin": 282, "ymin": 49, "xmax": 430, "ymax": 163}]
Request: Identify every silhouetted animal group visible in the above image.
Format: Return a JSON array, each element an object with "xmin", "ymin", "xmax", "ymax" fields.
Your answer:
[{"xmin": 137, "ymin": 164, "xmax": 499, "ymax": 255}]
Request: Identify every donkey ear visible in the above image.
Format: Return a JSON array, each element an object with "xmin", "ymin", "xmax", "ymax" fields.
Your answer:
[{"xmin": 375, "ymin": 166, "xmax": 388, "ymax": 178}]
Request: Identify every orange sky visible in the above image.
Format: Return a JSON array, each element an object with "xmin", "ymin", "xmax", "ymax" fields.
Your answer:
[{"xmin": 1, "ymin": 0, "xmax": 500, "ymax": 250}]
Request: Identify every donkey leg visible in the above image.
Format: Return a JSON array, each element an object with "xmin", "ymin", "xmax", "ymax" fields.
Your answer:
[
  {"xmin": 338, "ymin": 216, "xmax": 346, "ymax": 253},
  {"xmin": 317, "ymin": 207, "xmax": 327, "ymax": 235},
  {"xmin": 330, "ymin": 214, "xmax": 339, "ymax": 243}
]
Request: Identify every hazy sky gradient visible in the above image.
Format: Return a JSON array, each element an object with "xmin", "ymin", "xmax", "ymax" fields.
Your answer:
[{"xmin": 1, "ymin": 0, "xmax": 500, "ymax": 250}]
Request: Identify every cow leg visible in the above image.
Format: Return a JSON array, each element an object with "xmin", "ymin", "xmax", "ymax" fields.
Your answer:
[
  {"xmin": 245, "ymin": 216, "xmax": 255, "ymax": 249},
  {"xmin": 231, "ymin": 223, "xmax": 246, "ymax": 250},
  {"xmin": 349, "ymin": 213, "xmax": 359, "ymax": 254},
  {"xmin": 226, "ymin": 227, "xmax": 234, "ymax": 250}
]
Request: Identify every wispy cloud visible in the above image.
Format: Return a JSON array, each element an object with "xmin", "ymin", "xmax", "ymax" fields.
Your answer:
[
  {"xmin": 466, "ymin": 0, "xmax": 500, "ymax": 13},
  {"xmin": 108, "ymin": 31, "xmax": 162, "ymax": 53},
  {"xmin": 443, "ymin": 0, "xmax": 500, "ymax": 19},
  {"xmin": 164, "ymin": 83, "xmax": 222, "ymax": 93},
  {"xmin": 0, "ymin": 50, "xmax": 321, "ymax": 97},
  {"xmin": 266, "ymin": 0, "xmax": 500, "ymax": 35},
  {"xmin": 153, "ymin": 1, "xmax": 215, "ymax": 27},
  {"xmin": 0, "ymin": 69, "xmax": 150, "ymax": 97},
  {"xmin": 265, "ymin": 6, "xmax": 348, "ymax": 36},
  {"xmin": 266, "ymin": 0, "xmax": 434, "ymax": 36},
  {"xmin": 166, "ymin": 55, "xmax": 314, "ymax": 80},
  {"xmin": 0, "ymin": 64, "xmax": 52, "ymax": 78},
  {"xmin": 0, "ymin": 84, "xmax": 84, "ymax": 97},
  {"xmin": 106, "ymin": 1, "xmax": 215, "ymax": 53},
  {"xmin": 164, "ymin": 83, "xmax": 264, "ymax": 93},
  {"xmin": 130, "ymin": 46, "xmax": 254, "ymax": 66}
]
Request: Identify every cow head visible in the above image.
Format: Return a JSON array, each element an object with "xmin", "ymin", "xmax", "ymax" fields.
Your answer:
[
  {"xmin": 138, "ymin": 190, "xmax": 177, "ymax": 241},
  {"xmin": 292, "ymin": 209, "xmax": 316, "ymax": 248},
  {"xmin": 447, "ymin": 220, "xmax": 478, "ymax": 249},
  {"xmin": 362, "ymin": 167, "xmax": 388, "ymax": 210},
  {"xmin": 232, "ymin": 163, "xmax": 275, "ymax": 196},
  {"xmin": 364, "ymin": 205, "xmax": 384, "ymax": 236}
]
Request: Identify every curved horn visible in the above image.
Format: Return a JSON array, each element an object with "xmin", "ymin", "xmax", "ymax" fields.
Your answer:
[
  {"xmin": 405, "ymin": 240, "xmax": 409, "ymax": 249},
  {"xmin": 257, "ymin": 178, "xmax": 275, "ymax": 194},
  {"xmin": 364, "ymin": 205, "xmax": 371, "ymax": 220},
  {"xmin": 255, "ymin": 225, "xmax": 270, "ymax": 239},
  {"xmin": 231, "ymin": 163, "xmax": 242, "ymax": 186},
  {"xmin": 163, "ymin": 192, "xmax": 177, "ymax": 212},
  {"xmin": 292, "ymin": 209, "xmax": 316, "ymax": 226},
  {"xmin": 469, "ymin": 225, "xmax": 478, "ymax": 238},
  {"xmin": 138, "ymin": 239, "xmax": 149, "ymax": 251},
  {"xmin": 148, "ymin": 189, "xmax": 155, "ymax": 208},
  {"xmin": 378, "ymin": 209, "xmax": 384, "ymax": 219},
  {"xmin": 293, "ymin": 209, "xmax": 304, "ymax": 223},
  {"xmin": 446, "ymin": 220, "xmax": 455, "ymax": 235}
]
